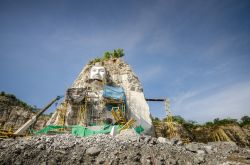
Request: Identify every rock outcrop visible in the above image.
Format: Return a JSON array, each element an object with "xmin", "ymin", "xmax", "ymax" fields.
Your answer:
[
  {"xmin": 48, "ymin": 58, "xmax": 154, "ymax": 135},
  {"xmin": 154, "ymin": 121, "xmax": 250, "ymax": 147},
  {"xmin": 0, "ymin": 93, "xmax": 50, "ymax": 131}
]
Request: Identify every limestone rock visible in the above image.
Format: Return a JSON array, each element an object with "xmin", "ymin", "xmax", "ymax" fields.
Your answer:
[
  {"xmin": 153, "ymin": 121, "xmax": 250, "ymax": 147},
  {"xmin": 0, "ymin": 94, "xmax": 50, "ymax": 131},
  {"xmin": 48, "ymin": 58, "xmax": 154, "ymax": 135},
  {"xmin": 157, "ymin": 137, "xmax": 167, "ymax": 143},
  {"xmin": 185, "ymin": 143, "xmax": 199, "ymax": 153},
  {"xmin": 86, "ymin": 147, "xmax": 101, "ymax": 156},
  {"xmin": 116, "ymin": 129, "xmax": 139, "ymax": 142}
]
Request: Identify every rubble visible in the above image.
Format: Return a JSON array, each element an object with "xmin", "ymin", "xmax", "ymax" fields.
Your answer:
[
  {"xmin": 115, "ymin": 129, "xmax": 139, "ymax": 141},
  {"xmin": 0, "ymin": 134, "xmax": 249, "ymax": 165}
]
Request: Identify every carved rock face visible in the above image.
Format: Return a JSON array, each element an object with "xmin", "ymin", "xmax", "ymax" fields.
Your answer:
[
  {"xmin": 48, "ymin": 59, "xmax": 154, "ymax": 135},
  {"xmin": 89, "ymin": 66, "xmax": 106, "ymax": 81},
  {"xmin": 66, "ymin": 88, "xmax": 86, "ymax": 104}
]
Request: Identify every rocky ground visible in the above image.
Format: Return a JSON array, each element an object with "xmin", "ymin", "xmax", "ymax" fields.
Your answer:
[{"xmin": 0, "ymin": 130, "xmax": 250, "ymax": 165}]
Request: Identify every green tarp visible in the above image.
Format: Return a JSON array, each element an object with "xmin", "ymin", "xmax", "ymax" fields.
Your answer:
[
  {"xmin": 135, "ymin": 125, "xmax": 144, "ymax": 134},
  {"xmin": 71, "ymin": 125, "xmax": 116, "ymax": 136},
  {"xmin": 31, "ymin": 125, "xmax": 66, "ymax": 135},
  {"xmin": 32, "ymin": 124, "xmax": 144, "ymax": 137}
]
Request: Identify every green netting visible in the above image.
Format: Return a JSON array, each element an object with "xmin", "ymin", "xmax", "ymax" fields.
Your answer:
[
  {"xmin": 134, "ymin": 125, "xmax": 144, "ymax": 134},
  {"xmin": 71, "ymin": 125, "xmax": 116, "ymax": 136},
  {"xmin": 32, "ymin": 124, "xmax": 144, "ymax": 136},
  {"xmin": 32, "ymin": 125, "xmax": 66, "ymax": 135}
]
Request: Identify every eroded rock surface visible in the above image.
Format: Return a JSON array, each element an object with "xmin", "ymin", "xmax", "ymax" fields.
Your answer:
[
  {"xmin": 0, "ymin": 94, "xmax": 50, "ymax": 131},
  {"xmin": 48, "ymin": 58, "xmax": 154, "ymax": 135},
  {"xmin": 154, "ymin": 122, "xmax": 250, "ymax": 147}
]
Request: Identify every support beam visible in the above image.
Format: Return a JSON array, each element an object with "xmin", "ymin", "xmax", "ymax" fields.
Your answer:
[
  {"xmin": 14, "ymin": 96, "xmax": 63, "ymax": 135},
  {"xmin": 145, "ymin": 98, "xmax": 165, "ymax": 102}
]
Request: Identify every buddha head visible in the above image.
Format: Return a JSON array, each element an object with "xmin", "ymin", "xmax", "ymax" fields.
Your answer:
[{"xmin": 89, "ymin": 66, "xmax": 106, "ymax": 81}]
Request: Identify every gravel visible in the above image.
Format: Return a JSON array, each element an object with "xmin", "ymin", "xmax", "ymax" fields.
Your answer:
[{"xmin": 0, "ymin": 132, "xmax": 249, "ymax": 165}]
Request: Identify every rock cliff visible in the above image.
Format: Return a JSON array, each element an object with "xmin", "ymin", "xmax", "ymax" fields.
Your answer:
[
  {"xmin": 48, "ymin": 58, "xmax": 154, "ymax": 135},
  {"xmin": 154, "ymin": 121, "xmax": 250, "ymax": 147},
  {"xmin": 0, "ymin": 93, "xmax": 50, "ymax": 131}
]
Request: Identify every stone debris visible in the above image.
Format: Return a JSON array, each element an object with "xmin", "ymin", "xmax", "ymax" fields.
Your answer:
[
  {"xmin": 0, "ymin": 134, "xmax": 250, "ymax": 165},
  {"xmin": 86, "ymin": 147, "xmax": 101, "ymax": 156},
  {"xmin": 157, "ymin": 137, "xmax": 168, "ymax": 143},
  {"xmin": 115, "ymin": 129, "xmax": 139, "ymax": 141}
]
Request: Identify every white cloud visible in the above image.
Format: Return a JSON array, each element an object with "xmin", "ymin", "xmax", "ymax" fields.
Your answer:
[{"xmin": 172, "ymin": 81, "xmax": 250, "ymax": 123}]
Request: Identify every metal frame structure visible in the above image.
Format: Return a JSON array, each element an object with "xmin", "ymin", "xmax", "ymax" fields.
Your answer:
[{"xmin": 146, "ymin": 98, "xmax": 177, "ymax": 139}]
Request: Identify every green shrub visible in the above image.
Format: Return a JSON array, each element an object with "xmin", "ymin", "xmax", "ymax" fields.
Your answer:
[
  {"xmin": 152, "ymin": 117, "xmax": 161, "ymax": 122},
  {"xmin": 172, "ymin": 115, "xmax": 186, "ymax": 124},
  {"xmin": 183, "ymin": 122, "xmax": 197, "ymax": 129},
  {"xmin": 213, "ymin": 118, "xmax": 238, "ymax": 126},
  {"xmin": 116, "ymin": 48, "xmax": 125, "ymax": 57},
  {"xmin": 205, "ymin": 122, "xmax": 214, "ymax": 127},
  {"xmin": 103, "ymin": 51, "xmax": 111, "ymax": 60},
  {"xmin": 240, "ymin": 116, "xmax": 250, "ymax": 126},
  {"xmin": 89, "ymin": 57, "xmax": 102, "ymax": 65},
  {"xmin": 0, "ymin": 91, "xmax": 33, "ymax": 110},
  {"xmin": 111, "ymin": 48, "xmax": 124, "ymax": 58},
  {"xmin": 88, "ymin": 48, "xmax": 125, "ymax": 65},
  {"xmin": 151, "ymin": 115, "xmax": 249, "ymax": 129}
]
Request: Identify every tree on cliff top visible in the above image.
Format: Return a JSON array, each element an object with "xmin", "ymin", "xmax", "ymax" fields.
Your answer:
[
  {"xmin": 89, "ymin": 48, "xmax": 125, "ymax": 65},
  {"xmin": 104, "ymin": 48, "xmax": 125, "ymax": 59}
]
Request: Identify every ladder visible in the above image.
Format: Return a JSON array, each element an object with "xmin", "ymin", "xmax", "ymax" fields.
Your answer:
[
  {"xmin": 111, "ymin": 107, "xmax": 126, "ymax": 125},
  {"xmin": 120, "ymin": 118, "xmax": 136, "ymax": 132}
]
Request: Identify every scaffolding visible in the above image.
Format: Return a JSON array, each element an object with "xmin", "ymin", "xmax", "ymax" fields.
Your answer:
[
  {"xmin": 45, "ymin": 83, "xmax": 137, "ymax": 132},
  {"xmin": 146, "ymin": 98, "xmax": 177, "ymax": 139},
  {"xmin": 57, "ymin": 103, "xmax": 68, "ymax": 126},
  {"xmin": 120, "ymin": 118, "xmax": 136, "ymax": 132},
  {"xmin": 78, "ymin": 104, "xmax": 86, "ymax": 125},
  {"xmin": 111, "ymin": 107, "xmax": 126, "ymax": 125},
  {"xmin": 0, "ymin": 126, "xmax": 14, "ymax": 138},
  {"xmin": 164, "ymin": 98, "xmax": 177, "ymax": 139},
  {"xmin": 84, "ymin": 81, "xmax": 108, "ymax": 126}
]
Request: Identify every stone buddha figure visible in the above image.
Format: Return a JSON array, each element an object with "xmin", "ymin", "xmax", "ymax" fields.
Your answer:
[
  {"xmin": 89, "ymin": 66, "xmax": 106, "ymax": 81},
  {"xmin": 47, "ymin": 65, "xmax": 108, "ymax": 126},
  {"xmin": 47, "ymin": 59, "xmax": 154, "ymax": 135},
  {"xmin": 81, "ymin": 65, "xmax": 107, "ymax": 126}
]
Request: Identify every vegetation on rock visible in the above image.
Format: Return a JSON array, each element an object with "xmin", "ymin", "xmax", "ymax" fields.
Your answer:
[
  {"xmin": 240, "ymin": 116, "xmax": 250, "ymax": 126},
  {"xmin": 152, "ymin": 115, "xmax": 250, "ymax": 147},
  {"xmin": 153, "ymin": 115, "xmax": 250, "ymax": 128},
  {"xmin": 0, "ymin": 91, "xmax": 33, "ymax": 111},
  {"xmin": 0, "ymin": 92, "xmax": 51, "ymax": 130},
  {"xmin": 89, "ymin": 48, "xmax": 125, "ymax": 65}
]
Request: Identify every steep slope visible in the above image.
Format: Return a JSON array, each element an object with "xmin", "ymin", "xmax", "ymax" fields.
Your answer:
[
  {"xmin": 154, "ymin": 121, "xmax": 250, "ymax": 147},
  {"xmin": 49, "ymin": 57, "xmax": 154, "ymax": 135},
  {"xmin": 0, "ymin": 92, "xmax": 50, "ymax": 131}
]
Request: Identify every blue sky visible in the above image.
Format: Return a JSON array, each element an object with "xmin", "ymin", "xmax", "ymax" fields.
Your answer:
[{"xmin": 1, "ymin": 0, "xmax": 250, "ymax": 123}]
